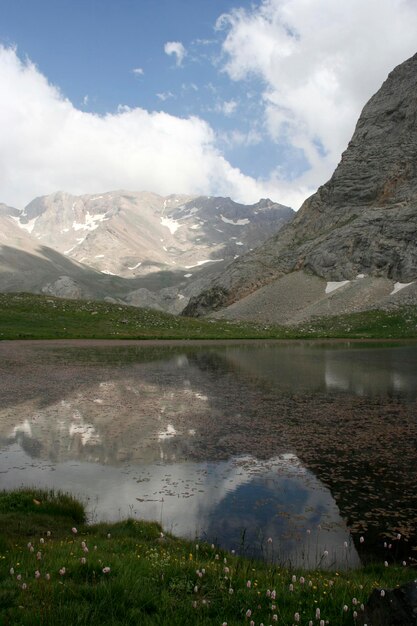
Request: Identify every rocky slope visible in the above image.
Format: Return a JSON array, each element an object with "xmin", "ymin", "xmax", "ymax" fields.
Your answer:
[
  {"xmin": 184, "ymin": 53, "xmax": 417, "ymax": 320},
  {"xmin": 0, "ymin": 192, "xmax": 292, "ymax": 312}
]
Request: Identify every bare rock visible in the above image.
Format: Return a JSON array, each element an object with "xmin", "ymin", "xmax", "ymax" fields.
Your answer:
[{"xmin": 359, "ymin": 580, "xmax": 417, "ymax": 626}]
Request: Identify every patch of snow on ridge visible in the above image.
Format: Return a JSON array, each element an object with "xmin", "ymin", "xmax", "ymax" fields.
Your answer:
[
  {"xmin": 73, "ymin": 211, "xmax": 109, "ymax": 232},
  {"xmin": 158, "ymin": 424, "xmax": 177, "ymax": 440},
  {"xmin": 325, "ymin": 281, "xmax": 350, "ymax": 294},
  {"xmin": 185, "ymin": 259, "xmax": 224, "ymax": 269},
  {"xmin": 101, "ymin": 269, "xmax": 116, "ymax": 275},
  {"xmin": 10, "ymin": 215, "xmax": 39, "ymax": 234},
  {"xmin": 220, "ymin": 215, "xmax": 250, "ymax": 226},
  {"xmin": 128, "ymin": 262, "xmax": 142, "ymax": 270},
  {"xmin": 161, "ymin": 216, "xmax": 180, "ymax": 234},
  {"xmin": 391, "ymin": 281, "xmax": 414, "ymax": 295}
]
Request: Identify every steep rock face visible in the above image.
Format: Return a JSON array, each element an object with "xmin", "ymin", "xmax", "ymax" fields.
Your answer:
[{"xmin": 184, "ymin": 53, "xmax": 417, "ymax": 317}]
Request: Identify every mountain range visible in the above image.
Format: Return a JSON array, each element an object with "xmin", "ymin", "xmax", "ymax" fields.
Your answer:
[
  {"xmin": 0, "ymin": 192, "xmax": 292, "ymax": 313},
  {"xmin": 1, "ymin": 53, "xmax": 417, "ymax": 324}
]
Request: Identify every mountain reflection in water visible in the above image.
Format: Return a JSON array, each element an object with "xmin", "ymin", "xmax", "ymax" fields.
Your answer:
[{"xmin": 1, "ymin": 341, "xmax": 417, "ymax": 569}]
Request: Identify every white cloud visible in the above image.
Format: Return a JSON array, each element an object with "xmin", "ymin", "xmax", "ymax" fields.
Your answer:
[
  {"xmin": 132, "ymin": 67, "xmax": 144, "ymax": 76},
  {"xmin": 217, "ymin": 99, "xmax": 238, "ymax": 116},
  {"xmin": 0, "ymin": 46, "xmax": 290, "ymax": 209},
  {"xmin": 156, "ymin": 91, "xmax": 175, "ymax": 101},
  {"xmin": 217, "ymin": 0, "xmax": 417, "ymax": 194},
  {"xmin": 164, "ymin": 41, "xmax": 187, "ymax": 67}
]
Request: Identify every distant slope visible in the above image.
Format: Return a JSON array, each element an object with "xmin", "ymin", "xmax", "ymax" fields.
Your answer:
[{"xmin": 184, "ymin": 53, "xmax": 417, "ymax": 321}]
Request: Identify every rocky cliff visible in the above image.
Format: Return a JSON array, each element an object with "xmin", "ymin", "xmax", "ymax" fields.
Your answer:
[{"xmin": 184, "ymin": 53, "xmax": 417, "ymax": 318}]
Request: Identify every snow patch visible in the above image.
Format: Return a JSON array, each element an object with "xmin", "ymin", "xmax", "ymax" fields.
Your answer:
[
  {"xmin": 10, "ymin": 215, "xmax": 39, "ymax": 234},
  {"xmin": 390, "ymin": 281, "xmax": 414, "ymax": 295},
  {"xmin": 356, "ymin": 274, "xmax": 366, "ymax": 279},
  {"xmin": 184, "ymin": 273, "xmax": 192, "ymax": 278},
  {"xmin": 128, "ymin": 262, "xmax": 142, "ymax": 270},
  {"xmin": 101, "ymin": 269, "xmax": 116, "ymax": 275},
  {"xmin": 72, "ymin": 211, "xmax": 108, "ymax": 232},
  {"xmin": 236, "ymin": 241, "xmax": 243, "ymax": 246},
  {"xmin": 325, "ymin": 280, "xmax": 350, "ymax": 294},
  {"xmin": 185, "ymin": 259, "xmax": 224, "ymax": 269},
  {"xmin": 220, "ymin": 215, "xmax": 250, "ymax": 226},
  {"xmin": 161, "ymin": 216, "xmax": 180, "ymax": 234},
  {"xmin": 95, "ymin": 254, "xmax": 105, "ymax": 258},
  {"xmin": 190, "ymin": 224, "xmax": 200, "ymax": 230}
]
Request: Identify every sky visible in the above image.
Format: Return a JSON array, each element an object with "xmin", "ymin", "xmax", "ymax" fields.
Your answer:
[{"xmin": 0, "ymin": 0, "xmax": 417, "ymax": 210}]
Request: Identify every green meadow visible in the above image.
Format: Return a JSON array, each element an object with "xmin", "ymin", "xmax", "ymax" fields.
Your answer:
[
  {"xmin": 0, "ymin": 292, "xmax": 417, "ymax": 340},
  {"xmin": 0, "ymin": 490, "xmax": 414, "ymax": 625}
]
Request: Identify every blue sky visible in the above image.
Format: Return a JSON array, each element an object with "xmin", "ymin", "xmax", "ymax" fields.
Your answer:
[{"xmin": 0, "ymin": 0, "xmax": 416, "ymax": 209}]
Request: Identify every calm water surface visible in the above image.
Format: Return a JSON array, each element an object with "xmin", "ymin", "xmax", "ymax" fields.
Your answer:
[{"xmin": 1, "ymin": 341, "xmax": 416, "ymax": 569}]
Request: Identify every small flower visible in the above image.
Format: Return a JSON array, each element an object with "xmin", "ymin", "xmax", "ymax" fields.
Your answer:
[
  {"xmin": 316, "ymin": 608, "xmax": 321, "ymax": 619},
  {"xmin": 397, "ymin": 533, "xmax": 401, "ymax": 540},
  {"xmin": 249, "ymin": 621, "xmax": 255, "ymax": 626},
  {"xmin": 289, "ymin": 583, "xmax": 294, "ymax": 591},
  {"xmin": 107, "ymin": 533, "xmax": 111, "ymax": 539},
  {"xmin": 16, "ymin": 574, "xmax": 22, "ymax": 581},
  {"xmin": 320, "ymin": 621, "xmax": 325, "ymax": 626},
  {"xmin": 9, "ymin": 568, "xmax": 14, "ymax": 576},
  {"xmin": 245, "ymin": 609, "xmax": 252, "ymax": 618},
  {"xmin": 402, "ymin": 560, "xmax": 407, "ymax": 566},
  {"xmin": 294, "ymin": 612, "xmax": 300, "ymax": 622},
  {"xmin": 360, "ymin": 536, "xmax": 364, "ymax": 543},
  {"xmin": 59, "ymin": 567, "xmax": 66, "ymax": 576},
  {"xmin": 353, "ymin": 610, "xmax": 358, "ymax": 619},
  {"xmin": 81, "ymin": 541, "xmax": 86, "ymax": 549},
  {"xmin": 309, "ymin": 622, "xmax": 313, "ymax": 626},
  {"xmin": 361, "ymin": 604, "xmax": 365, "ymax": 611},
  {"xmin": 194, "ymin": 585, "xmax": 198, "ymax": 593},
  {"xmin": 83, "ymin": 546, "xmax": 89, "ymax": 553},
  {"xmin": 102, "ymin": 567, "xmax": 110, "ymax": 574},
  {"xmin": 343, "ymin": 605, "xmax": 349, "ymax": 612},
  {"xmin": 323, "ymin": 550, "xmax": 328, "ymax": 557},
  {"xmin": 267, "ymin": 537, "xmax": 273, "ymax": 543},
  {"xmin": 71, "ymin": 527, "xmax": 77, "ymax": 534},
  {"xmin": 27, "ymin": 542, "xmax": 32, "ymax": 549},
  {"xmin": 80, "ymin": 557, "xmax": 86, "ymax": 564},
  {"xmin": 352, "ymin": 597, "xmax": 358, "ymax": 605},
  {"xmin": 384, "ymin": 560, "xmax": 389, "ymax": 567},
  {"xmin": 224, "ymin": 566, "xmax": 230, "ymax": 574},
  {"xmin": 300, "ymin": 576, "xmax": 305, "ymax": 584},
  {"xmin": 266, "ymin": 589, "xmax": 271, "ymax": 597},
  {"xmin": 47, "ymin": 531, "xmax": 51, "ymax": 537},
  {"xmin": 246, "ymin": 580, "xmax": 251, "ymax": 588},
  {"xmin": 215, "ymin": 554, "xmax": 219, "ymax": 560},
  {"xmin": 21, "ymin": 583, "xmax": 27, "ymax": 590},
  {"xmin": 306, "ymin": 529, "xmax": 311, "ymax": 534},
  {"xmin": 40, "ymin": 538, "xmax": 45, "ymax": 544},
  {"xmin": 222, "ymin": 623, "xmax": 227, "ymax": 626},
  {"xmin": 273, "ymin": 615, "xmax": 278, "ymax": 622},
  {"xmin": 271, "ymin": 589, "xmax": 276, "ymax": 600},
  {"xmin": 229, "ymin": 588, "xmax": 234, "ymax": 595},
  {"xmin": 36, "ymin": 551, "xmax": 42, "ymax": 560},
  {"xmin": 192, "ymin": 601, "xmax": 197, "ymax": 608},
  {"xmin": 292, "ymin": 574, "xmax": 297, "ymax": 582},
  {"xmin": 380, "ymin": 589, "xmax": 385, "ymax": 597},
  {"xmin": 29, "ymin": 546, "xmax": 34, "ymax": 553},
  {"xmin": 45, "ymin": 573, "xmax": 50, "ymax": 581}
]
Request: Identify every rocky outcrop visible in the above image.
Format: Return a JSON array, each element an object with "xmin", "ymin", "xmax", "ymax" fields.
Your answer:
[
  {"xmin": 184, "ymin": 53, "xmax": 417, "ymax": 317},
  {"xmin": 359, "ymin": 580, "xmax": 417, "ymax": 626}
]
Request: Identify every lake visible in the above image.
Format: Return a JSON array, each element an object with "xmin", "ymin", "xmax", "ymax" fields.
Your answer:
[{"xmin": 1, "ymin": 339, "xmax": 416, "ymax": 570}]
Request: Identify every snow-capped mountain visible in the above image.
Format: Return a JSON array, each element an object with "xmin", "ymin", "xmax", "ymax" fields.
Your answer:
[{"xmin": 0, "ymin": 191, "xmax": 293, "ymax": 312}]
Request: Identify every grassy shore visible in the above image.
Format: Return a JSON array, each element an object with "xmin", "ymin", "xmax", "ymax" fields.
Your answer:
[
  {"xmin": 0, "ymin": 490, "xmax": 415, "ymax": 625},
  {"xmin": 0, "ymin": 292, "xmax": 417, "ymax": 340}
]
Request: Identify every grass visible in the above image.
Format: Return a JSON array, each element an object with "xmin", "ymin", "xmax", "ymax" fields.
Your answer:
[
  {"xmin": 0, "ymin": 292, "xmax": 417, "ymax": 340},
  {"xmin": 0, "ymin": 490, "xmax": 415, "ymax": 625}
]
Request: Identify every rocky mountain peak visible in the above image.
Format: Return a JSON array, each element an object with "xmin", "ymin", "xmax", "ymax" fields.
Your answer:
[{"xmin": 184, "ymin": 53, "xmax": 417, "ymax": 318}]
